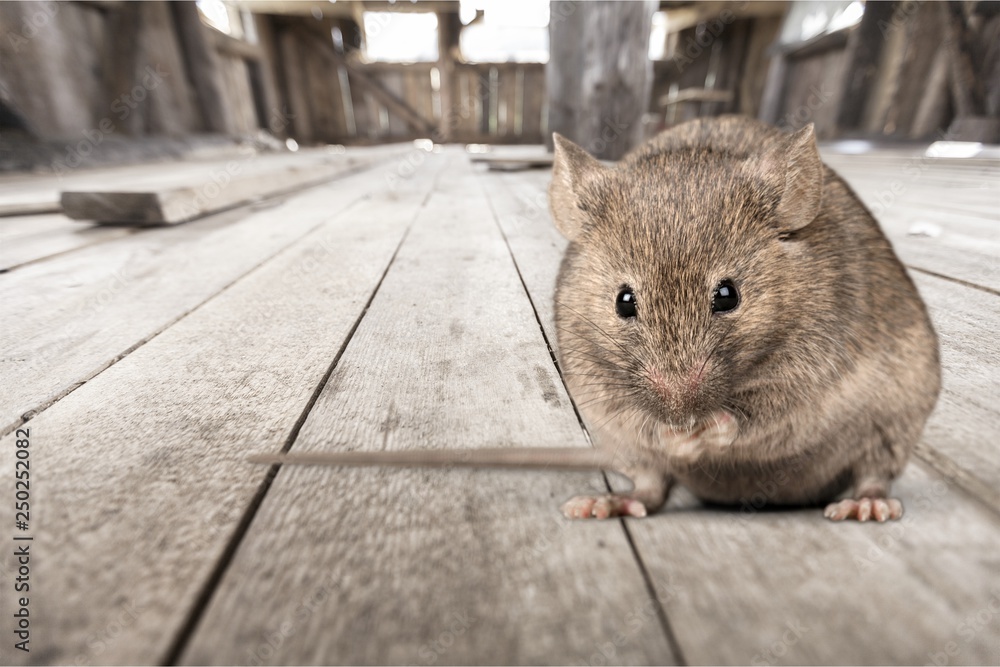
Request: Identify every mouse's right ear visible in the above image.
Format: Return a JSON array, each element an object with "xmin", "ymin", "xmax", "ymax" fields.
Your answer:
[{"xmin": 549, "ymin": 133, "xmax": 604, "ymax": 241}]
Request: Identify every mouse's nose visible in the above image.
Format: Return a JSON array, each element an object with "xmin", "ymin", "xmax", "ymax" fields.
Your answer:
[{"xmin": 646, "ymin": 361, "xmax": 706, "ymax": 412}]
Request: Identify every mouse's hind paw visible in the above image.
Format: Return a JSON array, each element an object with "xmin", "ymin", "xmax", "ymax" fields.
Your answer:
[
  {"xmin": 824, "ymin": 497, "xmax": 903, "ymax": 522},
  {"xmin": 561, "ymin": 494, "xmax": 648, "ymax": 520}
]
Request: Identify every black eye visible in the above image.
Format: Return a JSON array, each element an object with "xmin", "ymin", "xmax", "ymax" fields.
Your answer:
[
  {"xmin": 712, "ymin": 280, "xmax": 740, "ymax": 313},
  {"xmin": 616, "ymin": 287, "xmax": 637, "ymax": 319}
]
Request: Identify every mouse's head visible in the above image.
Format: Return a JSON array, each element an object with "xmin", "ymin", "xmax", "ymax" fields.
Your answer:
[{"xmin": 550, "ymin": 123, "xmax": 825, "ymax": 432}]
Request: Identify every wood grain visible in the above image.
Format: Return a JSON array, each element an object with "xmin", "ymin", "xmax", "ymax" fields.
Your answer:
[
  {"xmin": 0, "ymin": 155, "xmax": 404, "ymax": 435},
  {"xmin": 181, "ymin": 160, "xmax": 678, "ymax": 665},
  {"xmin": 60, "ymin": 150, "xmax": 397, "ymax": 225},
  {"xmin": 911, "ymin": 272, "xmax": 1000, "ymax": 511},
  {"xmin": 0, "ymin": 153, "xmax": 447, "ymax": 665},
  {"xmin": 0, "ymin": 213, "xmax": 133, "ymax": 271}
]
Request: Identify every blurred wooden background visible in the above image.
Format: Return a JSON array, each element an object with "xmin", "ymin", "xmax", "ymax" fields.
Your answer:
[{"xmin": 2, "ymin": 0, "xmax": 998, "ymax": 169}]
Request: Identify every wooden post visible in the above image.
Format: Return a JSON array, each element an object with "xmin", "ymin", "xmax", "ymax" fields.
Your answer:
[
  {"xmin": 941, "ymin": 0, "xmax": 985, "ymax": 118},
  {"xmin": 836, "ymin": 0, "xmax": 897, "ymax": 132},
  {"xmin": 546, "ymin": 0, "xmax": 657, "ymax": 160},
  {"xmin": 436, "ymin": 11, "xmax": 460, "ymax": 143},
  {"xmin": 170, "ymin": 1, "xmax": 237, "ymax": 135}
]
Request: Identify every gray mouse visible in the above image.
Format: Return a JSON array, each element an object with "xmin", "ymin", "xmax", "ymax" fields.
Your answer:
[{"xmin": 253, "ymin": 116, "xmax": 941, "ymax": 523}]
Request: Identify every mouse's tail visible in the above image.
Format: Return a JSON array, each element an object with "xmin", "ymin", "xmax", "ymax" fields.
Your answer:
[{"xmin": 247, "ymin": 447, "xmax": 618, "ymax": 472}]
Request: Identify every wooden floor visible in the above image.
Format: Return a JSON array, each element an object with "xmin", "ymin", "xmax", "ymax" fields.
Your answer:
[{"xmin": 0, "ymin": 142, "xmax": 998, "ymax": 665}]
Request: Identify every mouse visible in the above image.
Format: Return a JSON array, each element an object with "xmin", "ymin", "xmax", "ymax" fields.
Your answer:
[{"xmin": 251, "ymin": 116, "xmax": 941, "ymax": 523}]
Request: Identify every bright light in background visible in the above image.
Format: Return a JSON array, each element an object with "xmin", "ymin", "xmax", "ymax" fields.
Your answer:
[
  {"xmin": 363, "ymin": 12, "xmax": 439, "ymax": 62},
  {"xmin": 460, "ymin": 0, "xmax": 549, "ymax": 28},
  {"xmin": 829, "ymin": 1, "xmax": 865, "ymax": 31},
  {"xmin": 459, "ymin": 0, "xmax": 549, "ymax": 62},
  {"xmin": 648, "ymin": 11, "xmax": 668, "ymax": 60},
  {"xmin": 779, "ymin": 0, "xmax": 865, "ymax": 45},
  {"xmin": 926, "ymin": 142, "xmax": 984, "ymax": 158},
  {"xmin": 829, "ymin": 140, "xmax": 875, "ymax": 154},
  {"xmin": 197, "ymin": 0, "xmax": 231, "ymax": 34}
]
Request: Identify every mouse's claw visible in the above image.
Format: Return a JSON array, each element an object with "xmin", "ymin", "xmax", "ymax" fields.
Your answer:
[
  {"xmin": 823, "ymin": 497, "xmax": 903, "ymax": 522},
  {"xmin": 561, "ymin": 494, "xmax": 648, "ymax": 520}
]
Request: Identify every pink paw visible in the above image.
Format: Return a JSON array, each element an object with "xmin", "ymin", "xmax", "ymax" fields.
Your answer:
[
  {"xmin": 561, "ymin": 494, "xmax": 648, "ymax": 519},
  {"xmin": 824, "ymin": 497, "xmax": 903, "ymax": 522}
]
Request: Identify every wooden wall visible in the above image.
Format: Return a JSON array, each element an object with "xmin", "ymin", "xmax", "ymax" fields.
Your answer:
[
  {"xmin": 760, "ymin": 0, "xmax": 1000, "ymax": 142},
  {"xmin": 0, "ymin": 1, "xmax": 266, "ymax": 141},
  {"xmin": 648, "ymin": 3, "xmax": 787, "ymax": 134},
  {"xmin": 0, "ymin": 2, "xmax": 548, "ymax": 148},
  {"xmin": 2, "ymin": 1, "xmax": 996, "ymax": 152},
  {"xmin": 265, "ymin": 15, "xmax": 546, "ymax": 146}
]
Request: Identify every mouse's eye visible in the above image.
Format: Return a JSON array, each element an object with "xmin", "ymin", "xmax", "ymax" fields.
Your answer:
[
  {"xmin": 712, "ymin": 280, "xmax": 740, "ymax": 313},
  {"xmin": 615, "ymin": 287, "xmax": 637, "ymax": 319}
]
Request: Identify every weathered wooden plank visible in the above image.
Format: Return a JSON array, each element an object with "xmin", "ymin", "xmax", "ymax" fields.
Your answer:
[
  {"xmin": 520, "ymin": 65, "xmax": 545, "ymax": 142},
  {"xmin": 218, "ymin": 55, "xmax": 259, "ymax": 135},
  {"xmin": 827, "ymin": 159, "xmax": 1000, "ymax": 292},
  {"xmin": 170, "ymin": 0, "xmax": 238, "ymax": 135},
  {"xmin": 910, "ymin": 272, "xmax": 1000, "ymax": 511},
  {"xmin": 481, "ymin": 167, "xmax": 1000, "ymax": 665},
  {"xmin": 629, "ymin": 463, "xmax": 1000, "ymax": 665},
  {"xmin": 336, "ymin": 54, "xmax": 435, "ymax": 136},
  {"xmin": 0, "ymin": 152, "xmax": 403, "ymax": 436},
  {"xmin": 382, "ymin": 70, "xmax": 411, "ymax": 138},
  {"xmin": 60, "ymin": 151, "xmax": 390, "ymax": 225},
  {"xmin": 181, "ymin": 159, "xmax": 678, "ymax": 665},
  {"xmin": 547, "ymin": 1, "xmax": 657, "ymax": 158},
  {"xmin": 278, "ymin": 27, "xmax": 315, "ymax": 142},
  {"xmin": 0, "ymin": 213, "xmax": 132, "ymax": 271},
  {"xmin": 470, "ymin": 153, "xmax": 554, "ymax": 171},
  {"xmin": 0, "ymin": 153, "xmax": 448, "ymax": 665}
]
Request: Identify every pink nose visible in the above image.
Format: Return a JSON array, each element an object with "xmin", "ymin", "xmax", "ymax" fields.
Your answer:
[{"xmin": 647, "ymin": 362, "xmax": 706, "ymax": 404}]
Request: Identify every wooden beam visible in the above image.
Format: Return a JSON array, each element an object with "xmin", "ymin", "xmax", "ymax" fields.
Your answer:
[
  {"xmin": 547, "ymin": 1, "xmax": 658, "ymax": 159},
  {"xmin": 277, "ymin": 26, "xmax": 314, "ymax": 141},
  {"xmin": 325, "ymin": 49, "xmax": 436, "ymax": 136},
  {"xmin": 659, "ymin": 88, "xmax": 733, "ymax": 106},
  {"xmin": 209, "ymin": 28, "xmax": 262, "ymax": 61},
  {"xmin": 170, "ymin": 1, "xmax": 238, "ymax": 134},
  {"xmin": 837, "ymin": 1, "xmax": 897, "ymax": 131},
  {"xmin": 941, "ymin": 0, "xmax": 986, "ymax": 118},
  {"xmin": 436, "ymin": 10, "xmax": 461, "ymax": 142},
  {"xmin": 59, "ymin": 151, "xmax": 403, "ymax": 225},
  {"xmin": 661, "ymin": 1, "xmax": 787, "ymax": 35}
]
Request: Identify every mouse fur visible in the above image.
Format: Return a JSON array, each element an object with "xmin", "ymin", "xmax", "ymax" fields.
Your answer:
[{"xmin": 550, "ymin": 115, "xmax": 941, "ymax": 521}]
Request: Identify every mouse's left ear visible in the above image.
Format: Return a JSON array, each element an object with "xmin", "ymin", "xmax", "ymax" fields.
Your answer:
[
  {"xmin": 549, "ymin": 133, "xmax": 606, "ymax": 241},
  {"xmin": 772, "ymin": 124, "xmax": 823, "ymax": 232}
]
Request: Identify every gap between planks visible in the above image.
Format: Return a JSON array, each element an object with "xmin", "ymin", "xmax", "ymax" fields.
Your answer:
[
  {"xmin": 178, "ymin": 156, "xmax": 677, "ymax": 665},
  {"xmin": 0, "ymin": 152, "xmax": 414, "ymax": 437},
  {"xmin": 0, "ymin": 153, "xmax": 452, "ymax": 664},
  {"xmin": 162, "ymin": 182, "xmax": 433, "ymax": 665}
]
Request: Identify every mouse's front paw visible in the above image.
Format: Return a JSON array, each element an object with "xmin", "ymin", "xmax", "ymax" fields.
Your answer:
[
  {"xmin": 824, "ymin": 497, "xmax": 903, "ymax": 522},
  {"xmin": 561, "ymin": 494, "xmax": 648, "ymax": 519}
]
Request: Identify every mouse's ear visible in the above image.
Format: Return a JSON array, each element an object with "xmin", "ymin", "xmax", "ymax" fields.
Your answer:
[
  {"xmin": 771, "ymin": 124, "xmax": 823, "ymax": 232},
  {"xmin": 549, "ymin": 133, "xmax": 605, "ymax": 240}
]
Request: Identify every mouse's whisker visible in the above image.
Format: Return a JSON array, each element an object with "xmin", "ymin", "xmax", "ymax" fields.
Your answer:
[{"xmin": 555, "ymin": 303, "xmax": 646, "ymax": 368}]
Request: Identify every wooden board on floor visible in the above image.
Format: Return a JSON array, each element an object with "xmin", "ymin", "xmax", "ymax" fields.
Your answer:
[
  {"xmin": 0, "ymin": 162, "xmax": 400, "ymax": 435},
  {"xmin": 59, "ymin": 149, "xmax": 401, "ymax": 225},
  {"xmin": 911, "ymin": 272, "xmax": 1000, "ymax": 511},
  {"xmin": 181, "ymin": 161, "xmax": 678, "ymax": 665},
  {"xmin": 0, "ymin": 213, "xmax": 133, "ymax": 271},
  {"xmin": 0, "ymin": 153, "xmax": 448, "ymax": 665},
  {"xmin": 469, "ymin": 151, "xmax": 554, "ymax": 171}
]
